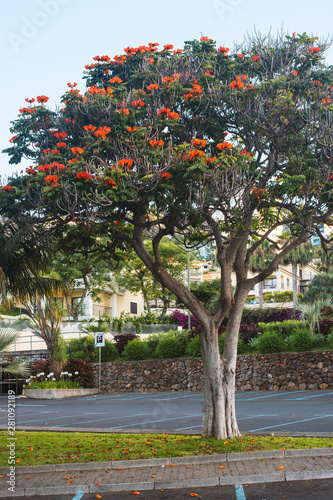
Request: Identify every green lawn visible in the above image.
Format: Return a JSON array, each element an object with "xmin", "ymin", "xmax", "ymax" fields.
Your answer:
[{"xmin": 0, "ymin": 431, "xmax": 332, "ymax": 467}]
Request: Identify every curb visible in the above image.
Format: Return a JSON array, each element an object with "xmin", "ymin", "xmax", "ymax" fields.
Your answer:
[{"xmin": 1, "ymin": 447, "xmax": 332, "ymax": 475}]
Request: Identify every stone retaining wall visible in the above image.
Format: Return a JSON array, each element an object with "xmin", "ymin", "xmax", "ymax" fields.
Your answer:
[{"xmin": 91, "ymin": 350, "xmax": 333, "ymax": 393}]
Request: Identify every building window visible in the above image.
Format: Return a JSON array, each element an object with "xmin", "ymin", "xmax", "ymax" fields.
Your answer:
[
  {"xmin": 130, "ymin": 302, "xmax": 137, "ymax": 314},
  {"xmin": 264, "ymin": 277, "xmax": 277, "ymax": 289},
  {"xmin": 281, "ymin": 276, "xmax": 284, "ymax": 290},
  {"xmin": 72, "ymin": 297, "xmax": 85, "ymax": 315},
  {"xmin": 287, "ymin": 278, "xmax": 290, "ymax": 288}
]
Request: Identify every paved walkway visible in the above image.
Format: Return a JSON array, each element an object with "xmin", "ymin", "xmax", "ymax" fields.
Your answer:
[{"xmin": 1, "ymin": 448, "xmax": 333, "ymax": 497}]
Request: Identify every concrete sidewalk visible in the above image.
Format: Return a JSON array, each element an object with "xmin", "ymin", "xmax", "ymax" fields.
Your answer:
[{"xmin": 0, "ymin": 448, "xmax": 333, "ymax": 497}]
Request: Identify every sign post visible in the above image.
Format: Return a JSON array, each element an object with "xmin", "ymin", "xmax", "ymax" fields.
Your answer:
[{"xmin": 94, "ymin": 332, "xmax": 105, "ymax": 393}]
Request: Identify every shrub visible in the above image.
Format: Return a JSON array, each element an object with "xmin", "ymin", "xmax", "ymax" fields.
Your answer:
[
  {"xmin": 113, "ymin": 333, "xmax": 139, "ymax": 354},
  {"xmin": 67, "ymin": 335, "xmax": 117, "ymax": 362},
  {"xmin": 289, "ymin": 330, "xmax": 313, "ymax": 352},
  {"xmin": 327, "ymin": 331, "xmax": 333, "ymax": 348},
  {"xmin": 256, "ymin": 332, "xmax": 286, "ymax": 353},
  {"xmin": 241, "ymin": 308, "xmax": 301, "ymax": 325},
  {"xmin": 312, "ymin": 333, "xmax": 326, "ymax": 347},
  {"xmin": 63, "ymin": 358, "xmax": 93, "ymax": 388},
  {"xmin": 155, "ymin": 335, "xmax": 184, "ymax": 359},
  {"xmin": 318, "ymin": 319, "xmax": 333, "ymax": 336},
  {"xmin": 122, "ymin": 339, "xmax": 150, "ymax": 361},
  {"xmin": 259, "ymin": 320, "xmax": 309, "ymax": 339},
  {"xmin": 31, "ymin": 359, "xmax": 50, "ymax": 376},
  {"xmin": 100, "ymin": 340, "xmax": 118, "ymax": 362},
  {"xmin": 239, "ymin": 323, "xmax": 259, "ymax": 344},
  {"xmin": 185, "ymin": 335, "xmax": 202, "ymax": 357}
]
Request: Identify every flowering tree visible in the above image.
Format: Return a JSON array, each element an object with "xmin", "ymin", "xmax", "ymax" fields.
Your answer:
[{"xmin": 2, "ymin": 33, "xmax": 333, "ymax": 438}]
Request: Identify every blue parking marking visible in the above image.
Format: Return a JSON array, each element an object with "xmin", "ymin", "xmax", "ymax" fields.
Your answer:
[
  {"xmin": 80, "ymin": 390, "xmax": 193, "ymax": 401},
  {"xmin": 72, "ymin": 492, "xmax": 84, "ymax": 500},
  {"xmin": 238, "ymin": 390, "xmax": 306, "ymax": 401},
  {"xmin": 286, "ymin": 392, "xmax": 333, "ymax": 400},
  {"xmin": 54, "ymin": 413, "xmax": 153, "ymax": 427},
  {"xmin": 235, "ymin": 484, "xmax": 246, "ymax": 500},
  {"xmin": 108, "ymin": 414, "xmax": 202, "ymax": 429},
  {"xmin": 250, "ymin": 414, "xmax": 333, "ymax": 432}
]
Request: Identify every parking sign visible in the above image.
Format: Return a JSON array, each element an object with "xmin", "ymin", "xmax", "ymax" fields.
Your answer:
[{"xmin": 95, "ymin": 332, "xmax": 105, "ymax": 347}]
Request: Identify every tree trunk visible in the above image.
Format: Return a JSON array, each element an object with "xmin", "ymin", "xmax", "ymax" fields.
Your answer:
[
  {"xmin": 292, "ymin": 261, "xmax": 298, "ymax": 311},
  {"xmin": 258, "ymin": 280, "xmax": 264, "ymax": 308},
  {"xmin": 142, "ymin": 290, "xmax": 151, "ymax": 313},
  {"xmin": 200, "ymin": 320, "xmax": 241, "ymax": 439}
]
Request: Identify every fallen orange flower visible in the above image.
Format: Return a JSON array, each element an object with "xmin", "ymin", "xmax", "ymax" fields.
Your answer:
[
  {"xmin": 96, "ymin": 496, "xmax": 102, "ymax": 499},
  {"xmin": 95, "ymin": 482, "xmax": 101, "ymax": 485},
  {"xmin": 278, "ymin": 466, "xmax": 284, "ymax": 470},
  {"xmin": 219, "ymin": 466, "xmax": 226, "ymax": 469},
  {"xmin": 133, "ymin": 492, "xmax": 140, "ymax": 495}
]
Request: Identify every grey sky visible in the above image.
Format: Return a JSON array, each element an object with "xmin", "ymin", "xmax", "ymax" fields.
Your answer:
[{"xmin": 1, "ymin": 0, "xmax": 332, "ymax": 180}]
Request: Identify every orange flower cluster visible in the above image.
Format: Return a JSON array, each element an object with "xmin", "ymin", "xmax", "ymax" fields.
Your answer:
[
  {"xmin": 184, "ymin": 83, "xmax": 203, "ymax": 100},
  {"xmin": 76, "ymin": 171, "xmax": 92, "ymax": 181},
  {"xmin": 9, "ymin": 135, "xmax": 18, "ymax": 143},
  {"xmin": 113, "ymin": 54, "xmax": 127, "ymax": 65},
  {"xmin": 252, "ymin": 187, "xmax": 266, "ymax": 202},
  {"xmin": 204, "ymin": 156, "xmax": 217, "ymax": 164},
  {"xmin": 25, "ymin": 167, "xmax": 36, "ymax": 175},
  {"xmin": 94, "ymin": 126, "xmax": 111, "ymax": 139},
  {"xmin": 173, "ymin": 49, "xmax": 182, "ymax": 55},
  {"xmin": 84, "ymin": 124, "xmax": 97, "ymax": 132},
  {"xmin": 314, "ymin": 80, "xmax": 322, "ymax": 87},
  {"xmin": 53, "ymin": 131, "xmax": 68, "ymax": 140},
  {"xmin": 229, "ymin": 75, "xmax": 247, "ymax": 89},
  {"xmin": 67, "ymin": 82, "xmax": 77, "ymax": 88},
  {"xmin": 1, "ymin": 185, "xmax": 13, "ymax": 192},
  {"xmin": 163, "ymin": 44, "xmax": 173, "ymax": 50},
  {"xmin": 37, "ymin": 95, "xmax": 49, "ymax": 103},
  {"xmin": 237, "ymin": 54, "xmax": 245, "ymax": 59},
  {"xmin": 167, "ymin": 111, "xmax": 179, "ymax": 119},
  {"xmin": 38, "ymin": 162, "xmax": 66, "ymax": 172},
  {"xmin": 217, "ymin": 142, "xmax": 233, "ymax": 150},
  {"xmin": 162, "ymin": 76, "xmax": 175, "ymax": 84},
  {"xmin": 157, "ymin": 107, "xmax": 179, "ymax": 119},
  {"xmin": 118, "ymin": 158, "xmax": 133, "ymax": 168},
  {"xmin": 184, "ymin": 150, "xmax": 204, "ymax": 160},
  {"xmin": 252, "ymin": 55, "xmax": 260, "ymax": 61},
  {"xmin": 85, "ymin": 63, "xmax": 95, "ymax": 70},
  {"xmin": 117, "ymin": 107, "xmax": 130, "ymax": 115},
  {"xmin": 147, "ymin": 83, "xmax": 159, "ymax": 91},
  {"xmin": 93, "ymin": 55, "xmax": 111, "ymax": 63},
  {"xmin": 149, "ymin": 140, "xmax": 164, "ymax": 147},
  {"xmin": 124, "ymin": 43, "xmax": 158, "ymax": 56},
  {"xmin": 132, "ymin": 100, "xmax": 145, "ymax": 108},
  {"xmin": 71, "ymin": 147, "xmax": 85, "ymax": 155},
  {"xmin": 241, "ymin": 150, "xmax": 252, "ymax": 156},
  {"xmin": 127, "ymin": 126, "xmax": 138, "ymax": 132},
  {"xmin": 45, "ymin": 174, "xmax": 59, "ymax": 186},
  {"xmin": 88, "ymin": 85, "xmax": 113, "ymax": 95},
  {"xmin": 291, "ymin": 70, "xmax": 299, "ymax": 76},
  {"xmin": 309, "ymin": 47, "xmax": 320, "ymax": 54},
  {"xmin": 160, "ymin": 172, "xmax": 171, "ymax": 179},
  {"xmin": 56, "ymin": 142, "xmax": 66, "ymax": 148},
  {"xmin": 322, "ymin": 98, "xmax": 331, "ymax": 104},
  {"xmin": 191, "ymin": 138, "xmax": 207, "ymax": 148},
  {"xmin": 217, "ymin": 46, "xmax": 229, "ymax": 55},
  {"xmin": 19, "ymin": 107, "xmax": 35, "ymax": 114},
  {"xmin": 109, "ymin": 77, "xmax": 123, "ymax": 84},
  {"xmin": 25, "ymin": 98, "xmax": 35, "ymax": 103},
  {"xmin": 200, "ymin": 36, "xmax": 211, "ymax": 42},
  {"xmin": 105, "ymin": 179, "xmax": 117, "ymax": 187}
]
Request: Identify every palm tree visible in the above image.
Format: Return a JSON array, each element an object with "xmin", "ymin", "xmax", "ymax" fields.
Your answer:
[
  {"xmin": 0, "ymin": 328, "xmax": 30, "ymax": 378},
  {"xmin": 249, "ymin": 241, "xmax": 276, "ymax": 308},
  {"xmin": 280, "ymin": 239, "xmax": 315, "ymax": 309}
]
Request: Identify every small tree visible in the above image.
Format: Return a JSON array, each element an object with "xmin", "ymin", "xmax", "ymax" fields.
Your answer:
[
  {"xmin": 0, "ymin": 328, "xmax": 30, "ymax": 378},
  {"xmin": 2, "ymin": 33, "xmax": 333, "ymax": 439}
]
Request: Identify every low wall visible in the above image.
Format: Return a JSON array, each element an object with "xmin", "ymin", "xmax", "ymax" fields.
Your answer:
[{"xmin": 91, "ymin": 350, "xmax": 333, "ymax": 393}]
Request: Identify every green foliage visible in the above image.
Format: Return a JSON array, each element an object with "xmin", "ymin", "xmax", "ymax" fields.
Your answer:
[
  {"xmin": 256, "ymin": 332, "xmax": 286, "ymax": 354},
  {"xmin": 155, "ymin": 333, "xmax": 185, "ymax": 359},
  {"xmin": 189, "ymin": 279, "xmax": 220, "ymax": 310},
  {"xmin": 259, "ymin": 320, "xmax": 309, "ymax": 338},
  {"xmin": 218, "ymin": 332, "xmax": 247, "ymax": 355},
  {"xmin": 122, "ymin": 339, "xmax": 150, "ymax": 360},
  {"xmin": 288, "ymin": 330, "xmax": 313, "ymax": 351},
  {"xmin": 185, "ymin": 335, "xmax": 202, "ymax": 357},
  {"xmin": 67, "ymin": 335, "xmax": 117, "ymax": 362},
  {"xmin": 327, "ymin": 332, "xmax": 333, "ymax": 348},
  {"xmin": 301, "ymin": 274, "xmax": 333, "ymax": 304}
]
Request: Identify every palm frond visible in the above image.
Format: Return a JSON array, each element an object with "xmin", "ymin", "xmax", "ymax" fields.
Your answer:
[
  {"xmin": 0, "ymin": 360, "xmax": 31, "ymax": 377},
  {"xmin": 0, "ymin": 328, "xmax": 20, "ymax": 353}
]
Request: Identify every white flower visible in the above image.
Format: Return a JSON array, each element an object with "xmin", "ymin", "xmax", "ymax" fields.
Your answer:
[
  {"xmin": 52, "ymin": 378, "xmax": 56, "ymax": 381},
  {"xmin": 74, "ymin": 371, "xmax": 79, "ymax": 375},
  {"xmin": 68, "ymin": 373, "xmax": 72, "ymax": 377},
  {"xmin": 64, "ymin": 371, "xmax": 68, "ymax": 375},
  {"xmin": 25, "ymin": 379, "xmax": 30, "ymax": 383},
  {"xmin": 49, "ymin": 372, "xmax": 54, "ymax": 377}
]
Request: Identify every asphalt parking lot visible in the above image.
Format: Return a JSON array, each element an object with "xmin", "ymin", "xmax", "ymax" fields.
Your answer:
[{"xmin": 0, "ymin": 389, "xmax": 332, "ymax": 434}]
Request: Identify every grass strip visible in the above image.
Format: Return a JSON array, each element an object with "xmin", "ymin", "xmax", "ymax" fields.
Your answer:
[{"xmin": 0, "ymin": 431, "xmax": 332, "ymax": 467}]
